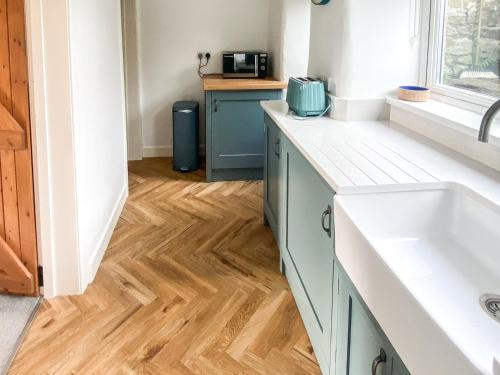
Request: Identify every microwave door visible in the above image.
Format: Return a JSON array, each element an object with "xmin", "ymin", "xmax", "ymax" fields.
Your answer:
[{"xmin": 233, "ymin": 54, "xmax": 257, "ymax": 77}]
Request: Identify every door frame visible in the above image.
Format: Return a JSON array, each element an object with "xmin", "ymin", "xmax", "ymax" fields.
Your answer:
[
  {"xmin": 25, "ymin": 0, "xmax": 129, "ymax": 298},
  {"xmin": 121, "ymin": 0, "xmax": 143, "ymax": 161},
  {"xmin": 25, "ymin": 0, "xmax": 82, "ymax": 297}
]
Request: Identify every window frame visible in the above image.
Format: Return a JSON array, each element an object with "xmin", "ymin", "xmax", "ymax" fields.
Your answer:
[{"xmin": 420, "ymin": 0, "xmax": 499, "ymax": 112}]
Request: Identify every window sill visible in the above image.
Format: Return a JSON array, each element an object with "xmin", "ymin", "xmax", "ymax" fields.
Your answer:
[{"xmin": 386, "ymin": 96, "xmax": 500, "ymax": 146}]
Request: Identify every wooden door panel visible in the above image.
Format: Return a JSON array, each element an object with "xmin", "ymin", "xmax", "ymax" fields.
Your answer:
[
  {"xmin": 0, "ymin": 103, "xmax": 25, "ymax": 149},
  {"xmin": 0, "ymin": 0, "xmax": 10, "ymax": 107},
  {"xmin": 0, "ymin": 236, "xmax": 33, "ymax": 294},
  {"xmin": 0, "ymin": 0, "xmax": 38, "ymax": 295},
  {"xmin": 8, "ymin": 0, "xmax": 37, "ymax": 288},
  {"xmin": 1, "ymin": 149, "xmax": 21, "ymax": 253},
  {"xmin": 0, "ymin": 0, "xmax": 21, "ymax": 261}
]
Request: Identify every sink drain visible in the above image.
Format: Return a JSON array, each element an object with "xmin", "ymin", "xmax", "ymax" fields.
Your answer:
[{"xmin": 480, "ymin": 294, "xmax": 500, "ymax": 323}]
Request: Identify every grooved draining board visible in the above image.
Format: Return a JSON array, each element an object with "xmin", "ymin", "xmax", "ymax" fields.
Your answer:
[{"xmin": 313, "ymin": 140, "xmax": 439, "ymax": 186}]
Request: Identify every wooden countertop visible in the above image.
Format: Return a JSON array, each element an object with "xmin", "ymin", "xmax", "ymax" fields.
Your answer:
[{"xmin": 203, "ymin": 75, "xmax": 287, "ymax": 91}]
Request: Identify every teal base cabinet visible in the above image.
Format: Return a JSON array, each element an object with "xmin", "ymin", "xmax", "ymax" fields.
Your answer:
[
  {"xmin": 205, "ymin": 90, "xmax": 282, "ymax": 182},
  {"xmin": 263, "ymin": 114, "xmax": 282, "ymax": 244},
  {"xmin": 334, "ymin": 262, "xmax": 410, "ymax": 375},
  {"xmin": 280, "ymin": 135, "xmax": 337, "ymax": 375},
  {"xmin": 263, "ymin": 115, "xmax": 410, "ymax": 375}
]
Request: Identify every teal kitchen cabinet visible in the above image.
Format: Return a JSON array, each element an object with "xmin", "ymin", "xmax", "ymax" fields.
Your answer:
[
  {"xmin": 205, "ymin": 90, "xmax": 282, "ymax": 182},
  {"xmin": 262, "ymin": 115, "xmax": 410, "ymax": 375},
  {"xmin": 334, "ymin": 262, "xmax": 410, "ymax": 375},
  {"xmin": 280, "ymin": 136, "xmax": 337, "ymax": 375},
  {"xmin": 391, "ymin": 354, "xmax": 411, "ymax": 375},
  {"xmin": 263, "ymin": 114, "xmax": 281, "ymax": 243}
]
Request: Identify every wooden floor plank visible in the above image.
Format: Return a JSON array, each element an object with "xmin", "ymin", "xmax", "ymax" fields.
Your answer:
[{"xmin": 9, "ymin": 158, "xmax": 321, "ymax": 374}]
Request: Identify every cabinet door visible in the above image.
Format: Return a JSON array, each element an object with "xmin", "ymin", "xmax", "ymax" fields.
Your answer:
[
  {"xmin": 348, "ymin": 294, "xmax": 392, "ymax": 375},
  {"xmin": 283, "ymin": 137, "xmax": 335, "ymax": 371},
  {"xmin": 390, "ymin": 350, "xmax": 411, "ymax": 375},
  {"xmin": 211, "ymin": 90, "xmax": 281, "ymax": 169},
  {"xmin": 264, "ymin": 114, "xmax": 281, "ymax": 241},
  {"xmin": 335, "ymin": 263, "xmax": 410, "ymax": 375}
]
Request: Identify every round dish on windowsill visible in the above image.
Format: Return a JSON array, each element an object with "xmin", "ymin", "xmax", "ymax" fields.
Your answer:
[{"xmin": 398, "ymin": 86, "xmax": 431, "ymax": 102}]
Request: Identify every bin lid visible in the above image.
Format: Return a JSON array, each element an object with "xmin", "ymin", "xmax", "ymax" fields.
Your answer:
[{"xmin": 173, "ymin": 101, "xmax": 199, "ymax": 113}]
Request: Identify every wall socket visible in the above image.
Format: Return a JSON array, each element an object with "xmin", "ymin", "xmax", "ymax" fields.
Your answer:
[{"xmin": 197, "ymin": 52, "xmax": 211, "ymax": 61}]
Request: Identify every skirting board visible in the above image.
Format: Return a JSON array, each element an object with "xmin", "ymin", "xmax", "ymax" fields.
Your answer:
[
  {"xmin": 142, "ymin": 145, "xmax": 206, "ymax": 158},
  {"xmin": 84, "ymin": 185, "xmax": 128, "ymax": 288}
]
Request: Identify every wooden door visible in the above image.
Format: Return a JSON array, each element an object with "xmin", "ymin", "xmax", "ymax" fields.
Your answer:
[{"xmin": 0, "ymin": 0, "xmax": 39, "ymax": 296}]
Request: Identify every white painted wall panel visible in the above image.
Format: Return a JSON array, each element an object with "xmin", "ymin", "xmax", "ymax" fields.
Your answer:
[{"xmin": 69, "ymin": 0, "xmax": 128, "ymax": 287}]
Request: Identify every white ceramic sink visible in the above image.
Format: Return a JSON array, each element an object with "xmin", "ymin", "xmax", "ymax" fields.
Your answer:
[{"xmin": 335, "ymin": 184, "xmax": 500, "ymax": 375}]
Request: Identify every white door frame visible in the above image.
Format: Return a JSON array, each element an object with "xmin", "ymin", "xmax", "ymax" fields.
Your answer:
[
  {"xmin": 121, "ymin": 0, "xmax": 143, "ymax": 161},
  {"xmin": 25, "ymin": 0, "xmax": 82, "ymax": 297}
]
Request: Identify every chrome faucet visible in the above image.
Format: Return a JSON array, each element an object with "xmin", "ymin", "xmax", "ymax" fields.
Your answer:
[{"xmin": 479, "ymin": 99, "xmax": 500, "ymax": 143}]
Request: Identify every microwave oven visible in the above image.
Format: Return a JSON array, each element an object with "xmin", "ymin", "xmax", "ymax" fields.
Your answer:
[{"xmin": 222, "ymin": 52, "xmax": 269, "ymax": 78}]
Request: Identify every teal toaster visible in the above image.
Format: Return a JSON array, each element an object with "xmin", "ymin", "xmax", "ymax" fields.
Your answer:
[{"xmin": 286, "ymin": 77, "xmax": 327, "ymax": 117}]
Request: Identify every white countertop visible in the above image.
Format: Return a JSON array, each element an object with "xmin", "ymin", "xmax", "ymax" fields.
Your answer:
[{"xmin": 262, "ymin": 100, "xmax": 500, "ymax": 205}]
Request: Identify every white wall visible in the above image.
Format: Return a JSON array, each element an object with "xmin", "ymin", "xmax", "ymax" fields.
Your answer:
[
  {"xmin": 268, "ymin": 0, "xmax": 311, "ymax": 82},
  {"xmin": 309, "ymin": 0, "xmax": 420, "ymax": 98},
  {"xmin": 308, "ymin": 0, "xmax": 349, "ymax": 96},
  {"xmin": 268, "ymin": 0, "xmax": 284, "ymax": 80},
  {"xmin": 69, "ymin": 0, "xmax": 129, "ymax": 287},
  {"xmin": 136, "ymin": 0, "xmax": 270, "ymax": 157},
  {"xmin": 26, "ymin": 0, "xmax": 127, "ymax": 296},
  {"xmin": 281, "ymin": 0, "xmax": 311, "ymax": 81}
]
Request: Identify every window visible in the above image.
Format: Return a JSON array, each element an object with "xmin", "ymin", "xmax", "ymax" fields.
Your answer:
[{"xmin": 424, "ymin": 0, "xmax": 500, "ymax": 107}]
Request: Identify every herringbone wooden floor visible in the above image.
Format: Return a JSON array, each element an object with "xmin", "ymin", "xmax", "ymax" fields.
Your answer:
[{"xmin": 10, "ymin": 158, "xmax": 321, "ymax": 375}]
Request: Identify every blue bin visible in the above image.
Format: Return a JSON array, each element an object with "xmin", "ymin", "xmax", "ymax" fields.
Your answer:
[{"xmin": 173, "ymin": 101, "xmax": 199, "ymax": 172}]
